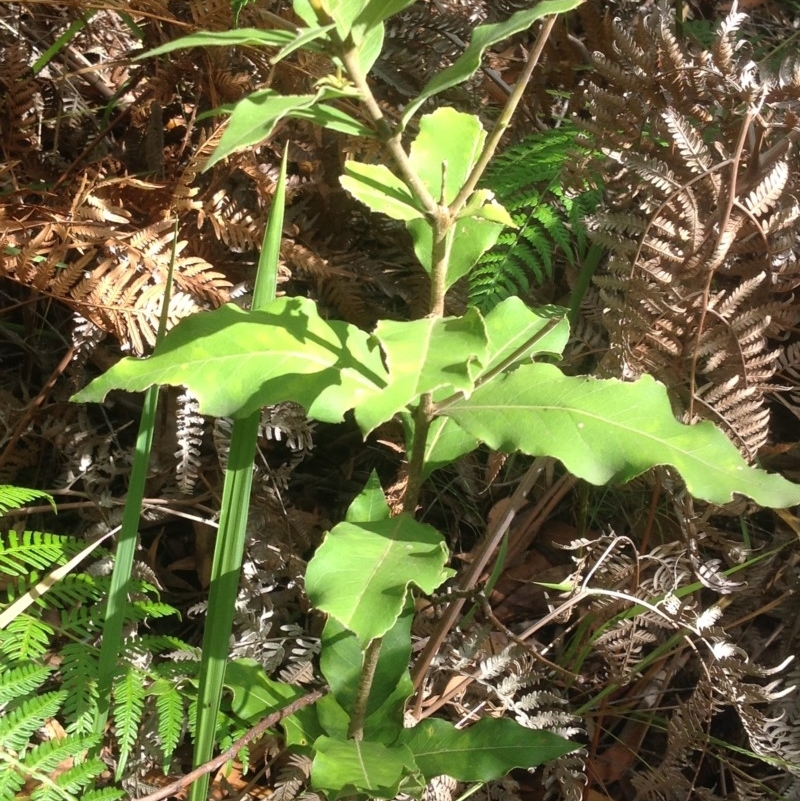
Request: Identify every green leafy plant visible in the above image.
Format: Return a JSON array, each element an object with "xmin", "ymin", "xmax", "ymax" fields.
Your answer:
[
  {"xmin": 0, "ymin": 485, "xmax": 124, "ymax": 801},
  {"xmin": 468, "ymin": 123, "xmax": 602, "ymax": 312},
  {"xmin": 71, "ymin": 0, "xmax": 800, "ymax": 799}
]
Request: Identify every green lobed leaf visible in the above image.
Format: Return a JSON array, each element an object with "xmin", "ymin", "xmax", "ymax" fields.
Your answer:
[
  {"xmin": 224, "ymin": 658, "xmax": 306, "ymax": 723},
  {"xmin": 305, "ymin": 515, "xmax": 454, "ymax": 646},
  {"xmin": 399, "ymin": 717, "xmax": 577, "ymax": 782},
  {"xmin": 400, "ymin": 0, "xmax": 586, "ymax": 126},
  {"xmin": 71, "ymin": 298, "xmax": 388, "ymax": 423},
  {"xmin": 355, "ymin": 309, "xmax": 487, "ymax": 434},
  {"xmin": 441, "ymin": 363, "xmax": 800, "ymax": 507},
  {"xmin": 311, "ymin": 736, "xmax": 418, "ymax": 799},
  {"xmin": 340, "ymin": 161, "xmax": 424, "ymax": 221},
  {"xmin": 479, "ymin": 297, "xmax": 569, "ymax": 374}
]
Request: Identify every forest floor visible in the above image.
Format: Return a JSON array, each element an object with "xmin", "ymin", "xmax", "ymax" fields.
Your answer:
[{"xmin": 2, "ymin": 1, "xmax": 800, "ymax": 799}]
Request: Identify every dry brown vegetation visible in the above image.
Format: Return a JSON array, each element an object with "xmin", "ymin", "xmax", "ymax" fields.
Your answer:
[{"xmin": 1, "ymin": 1, "xmax": 800, "ymax": 799}]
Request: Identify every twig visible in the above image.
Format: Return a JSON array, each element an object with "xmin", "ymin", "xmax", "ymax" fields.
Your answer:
[
  {"xmin": 411, "ymin": 458, "xmax": 550, "ymax": 702},
  {"xmin": 134, "ymin": 689, "xmax": 325, "ymax": 801}
]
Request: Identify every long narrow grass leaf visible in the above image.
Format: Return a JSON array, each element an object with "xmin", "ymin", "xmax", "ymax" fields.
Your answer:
[{"xmin": 189, "ymin": 149, "xmax": 288, "ymax": 801}]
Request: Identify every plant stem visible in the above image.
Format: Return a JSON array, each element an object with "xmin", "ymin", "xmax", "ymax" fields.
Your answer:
[
  {"xmin": 339, "ymin": 45, "xmax": 440, "ymax": 221},
  {"xmin": 347, "ymin": 638, "xmax": 382, "ymax": 740},
  {"xmin": 449, "ymin": 14, "xmax": 558, "ymax": 216}
]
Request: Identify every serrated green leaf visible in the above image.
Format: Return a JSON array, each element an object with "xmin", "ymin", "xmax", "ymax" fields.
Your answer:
[
  {"xmin": 72, "ymin": 298, "xmax": 388, "ymax": 422},
  {"xmin": 306, "ymin": 516, "xmax": 453, "ymax": 646},
  {"xmin": 400, "ymin": 0, "xmax": 586, "ymax": 125},
  {"xmin": 356, "ymin": 310, "xmax": 487, "ymax": 434},
  {"xmin": 442, "ymin": 363, "xmax": 800, "ymax": 507},
  {"xmin": 399, "ymin": 717, "xmax": 576, "ymax": 781},
  {"xmin": 311, "ymin": 736, "xmax": 418, "ymax": 799}
]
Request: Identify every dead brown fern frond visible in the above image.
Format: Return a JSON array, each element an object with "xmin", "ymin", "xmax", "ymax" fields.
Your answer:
[{"xmin": 572, "ymin": 1, "xmax": 800, "ymax": 460}]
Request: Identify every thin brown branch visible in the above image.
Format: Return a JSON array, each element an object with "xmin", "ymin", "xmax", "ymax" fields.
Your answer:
[{"xmin": 133, "ymin": 690, "xmax": 325, "ymax": 801}]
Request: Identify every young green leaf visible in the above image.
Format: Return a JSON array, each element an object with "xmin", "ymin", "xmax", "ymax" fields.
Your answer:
[
  {"xmin": 311, "ymin": 736, "xmax": 418, "ymax": 799},
  {"xmin": 139, "ymin": 28, "xmax": 296, "ymax": 58},
  {"xmin": 340, "ymin": 161, "xmax": 424, "ymax": 221},
  {"xmin": 400, "ymin": 0, "xmax": 586, "ymax": 126},
  {"xmin": 345, "ymin": 470, "xmax": 392, "ymax": 523},
  {"xmin": 224, "ymin": 658, "xmax": 306, "ymax": 723},
  {"xmin": 409, "ymin": 108, "xmax": 486, "ymax": 204},
  {"xmin": 71, "ymin": 298, "xmax": 388, "ymax": 423},
  {"xmin": 399, "ymin": 717, "xmax": 576, "ymax": 781},
  {"xmin": 441, "ymin": 363, "xmax": 800, "ymax": 507},
  {"xmin": 408, "ymin": 213, "xmax": 505, "ymax": 289},
  {"xmin": 355, "ymin": 310, "xmax": 488, "ymax": 434},
  {"xmin": 305, "ymin": 515, "xmax": 453, "ymax": 646}
]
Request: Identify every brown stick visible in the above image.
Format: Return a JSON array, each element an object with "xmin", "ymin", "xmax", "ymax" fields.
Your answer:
[{"xmin": 133, "ymin": 689, "xmax": 325, "ymax": 801}]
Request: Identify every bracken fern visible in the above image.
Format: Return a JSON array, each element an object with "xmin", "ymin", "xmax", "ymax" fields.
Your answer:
[
  {"xmin": 469, "ymin": 124, "xmax": 601, "ymax": 312},
  {"xmin": 0, "ymin": 484, "xmax": 197, "ymax": 793}
]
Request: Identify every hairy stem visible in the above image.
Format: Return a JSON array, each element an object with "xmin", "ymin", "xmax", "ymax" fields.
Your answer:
[{"xmin": 347, "ymin": 638, "xmax": 382, "ymax": 741}]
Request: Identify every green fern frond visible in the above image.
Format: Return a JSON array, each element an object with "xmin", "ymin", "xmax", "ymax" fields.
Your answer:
[
  {"xmin": 22, "ymin": 734, "xmax": 101, "ymax": 801},
  {"xmin": 81, "ymin": 789, "xmax": 126, "ymax": 801},
  {"xmin": 80, "ymin": 789, "xmax": 125, "ymax": 801},
  {"xmin": 0, "ymin": 614, "xmax": 55, "ymax": 661},
  {"xmin": 469, "ymin": 124, "xmax": 602, "ymax": 312},
  {"xmin": 43, "ymin": 572, "xmax": 107, "ymax": 609},
  {"xmin": 112, "ymin": 665, "xmax": 146, "ymax": 777},
  {"xmin": 0, "ymin": 486, "xmax": 54, "ymax": 517},
  {"xmin": 0, "ymin": 662, "xmax": 53, "ymax": 704},
  {"xmin": 0, "ymin": 691, "xmax": 66, "ymax": 752},
  {"xmin": 60, "ymin": 644, "xmax": 99, "ymax": 735},
  {"xmin": 0, "ymin": 750, "xmax": 28, "ymax": 801},
  {"xmin": 0, "ymin": 531, "xmax": 84, "ymax": 575},
  {"xmin": 30, "ymin": 749, "xmax": 108, "ymax": 801},
  {"xmin": 152, "ymin": 677, "xmax": 186, "ymax": 764}
]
